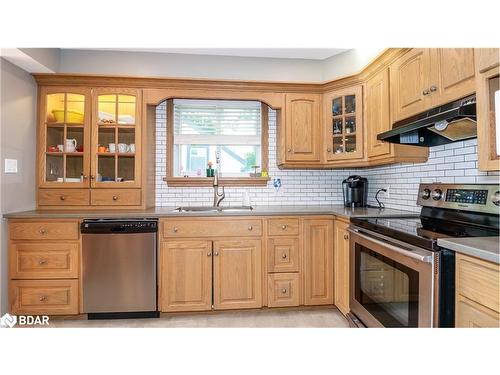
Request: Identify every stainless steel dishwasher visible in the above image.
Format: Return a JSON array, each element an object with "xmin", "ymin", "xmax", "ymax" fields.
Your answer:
[{"xmin": 81, "ymin": 219, "xmax": 158, "ymax": 319}]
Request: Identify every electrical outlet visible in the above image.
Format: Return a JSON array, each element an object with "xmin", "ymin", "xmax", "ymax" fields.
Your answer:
[{"xmin": 4, "ymin": 158, "xmax": 18, "ymax": 174}]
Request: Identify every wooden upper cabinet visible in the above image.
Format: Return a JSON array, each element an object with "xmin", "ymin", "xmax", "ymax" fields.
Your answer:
[
  {"xmin": 431, "ymin": 48, "xmax": 475, "ymax": 106},
  {"xmin": 390, "ymin": 48, "xmax": 476, "ymax": 123},
  {"xmin": 38, "ymin": 87, "xmax": 92, "ymax": 189},
  {"xmin": 390, "ymin": 48, "xmax": 432, "ymax": 122},
  {"xmin": 366, "ymin": 68, "xmax": 391, "ymax": 159},
  {"xmin": 284, "ymin": 93, "xmax": 321, "ymax": 162},
  {"xmin": 91, "ymin": 88, "xmax": 142, "ymax": 189},
  {"xmin": 160, "ymin": 240, "xmax": 212, "ymax": 312},
  {"xmin": 334, "ymin": 220, "xmax": 350, "ymax": 315},
  {"xmin": 303, "ymin": 218, "xmax": 334, "ymax": 305},
  {"xmin": 475, "ymin": 49, "xmax": 500, "ymax": 171},
  {"xmin": 475, "ymin": 48, "xmax": 500, "ymax": 73},
  {"xmin": 324, "ymin": 85, "xmax": 364, "ymax": 161},
  {"xmin": 213, "ymin": 239, "xmax": 262, "ymax": 310}
]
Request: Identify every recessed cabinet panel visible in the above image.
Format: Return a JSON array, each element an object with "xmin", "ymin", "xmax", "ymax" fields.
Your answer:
[{"xmin": 284, "ymin": 93, "xmax": 321, "ymax": 162}]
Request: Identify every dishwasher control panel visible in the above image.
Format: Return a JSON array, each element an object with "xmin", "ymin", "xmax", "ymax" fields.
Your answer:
[{"xmin": 81, "ymin": 219, "xmax": 158, "ymax": 234}]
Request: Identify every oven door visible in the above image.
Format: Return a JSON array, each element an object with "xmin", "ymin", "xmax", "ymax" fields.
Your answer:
[{"xmin": 349, "ymin": 227, "xmax": 435, "ymax": 328}]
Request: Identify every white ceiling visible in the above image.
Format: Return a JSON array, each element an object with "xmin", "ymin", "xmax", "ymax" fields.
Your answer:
[{"xmin": 72, "ymin": 48, "xmax": 349, "ymax": 60}]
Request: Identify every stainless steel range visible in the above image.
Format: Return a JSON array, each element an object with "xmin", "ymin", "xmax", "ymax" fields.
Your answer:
[{"xmin": 347, "ymin": 183, "xmax": 500, "ymax": 328}]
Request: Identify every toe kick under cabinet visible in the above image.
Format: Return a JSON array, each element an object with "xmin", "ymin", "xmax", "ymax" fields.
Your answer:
[{"xmin": 159, "ymin": 216, "xmax": 335, "ymax": 313}]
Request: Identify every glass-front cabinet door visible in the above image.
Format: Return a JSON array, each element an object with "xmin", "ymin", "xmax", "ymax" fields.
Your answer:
[
  {"xmin": 39, "ymin": 87, "xmax": 91, "ymax": 188},
  {"xmin": 324, "ymin": 85, "xmax": 363, "ymax": 161},
  {"xmin": 91, "ymin": 88, "xmax": 141, "ymax": 188}
]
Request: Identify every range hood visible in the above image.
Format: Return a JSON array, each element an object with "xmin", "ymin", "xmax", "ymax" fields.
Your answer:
[{"xmin": 377, "ymin": 95, "xmax": 477, "ymax": 147}]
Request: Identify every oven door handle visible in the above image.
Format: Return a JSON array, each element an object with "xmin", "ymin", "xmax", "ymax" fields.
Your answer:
[{"xmin": 348, "ymin": 227, "xmax": 434, "ymax": 263}]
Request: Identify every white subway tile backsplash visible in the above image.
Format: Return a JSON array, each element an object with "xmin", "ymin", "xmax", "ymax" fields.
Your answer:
[{"xmin": 155, "ymin": 104, "xmax": 498, "ymax": 210}]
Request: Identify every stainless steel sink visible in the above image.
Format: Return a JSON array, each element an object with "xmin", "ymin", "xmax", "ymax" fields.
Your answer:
[{"xmin": 174, "ymin": 206, "xmax": 253, "ymax": 212}]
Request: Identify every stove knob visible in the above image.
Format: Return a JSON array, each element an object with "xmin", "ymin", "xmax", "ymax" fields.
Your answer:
[
  {"xmin": 421, "ymin": 188, "xmax": 431, "ymax": 200},
  {"xmin": 492, "ymin": 191, "xmax": 500, "ymax": 206},
  {"xmin": 432, "ymin": 189, "xmax": 443, "ymax": 201}
]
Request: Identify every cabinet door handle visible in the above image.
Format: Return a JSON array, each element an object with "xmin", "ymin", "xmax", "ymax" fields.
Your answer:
[
  {"xmin": 90, "ymin": 175, "xmax": 95, "ymax": 180},
  {"xmin": 430, "ymin": 85, "xmax": 437, "ymax": 92},
  {"xmin": 207, "ymin": 252, "xmax": 212, "ymax": 256},
  {"xmin": 60, "ymin": 195, "xmax": 66, "ymax": 201},
  {"xmin": 344, "ymin": 234, "xmax": 349, "ymax": 240},
  {"xmin": 422, "ymin": 89, "xmax": 430, "ymax": 95},
  {"xmin": 287, "ymin": 148, "xmax": 292, "ymax": 153},
  {"xmin": 327, "ymin": 148, "xmax": 332, "ymax": 153},
  {"xmin": 82, "ymin": 175, "xmax": 88, "ymax": 180},
  {"xmin": 282, "ymin": 253, "xmax": 287, "ymax": 259},
  {"xmin": 281, "ymin": 288, "xmax": 287, "ymax": 294},
  {"xmin": 214, "ymin": 252, "xmax": 219, "ymax": 256}
]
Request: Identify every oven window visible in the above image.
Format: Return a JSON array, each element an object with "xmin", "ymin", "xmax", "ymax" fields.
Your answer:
[{"xmin": 355, "ymin": 244, "xmax": 419, "ymax": 327}]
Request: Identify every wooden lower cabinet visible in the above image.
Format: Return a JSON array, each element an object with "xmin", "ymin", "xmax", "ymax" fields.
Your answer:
[
  {"xmin": 303, "ymin": 218, "xmax": 334, "ymax": 305},
  {"xmin": 213, "ymin": 240, "xmax": 262, "ymax": 310},
  {"xmin": 455, "ymin": 253, "xmax": 500, "ymax": 327},
  {"xmin": 334, "ymin": 219, "xmax": 350, "ymax": 315},
  {"xmin": 267, "ymin": 273, "xmax": 300, "ymax": 308},
  {"xmin": 160, "ymin": 240, "xmax": 212, "ymax": 312},
  {"xmin": 10, "ymin": 279, "xmax": 79, "ymax": 315}
]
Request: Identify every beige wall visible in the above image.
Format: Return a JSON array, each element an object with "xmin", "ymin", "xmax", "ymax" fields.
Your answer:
[{"xmin": 0, "ymin": 58, "xmax": 37, "ymax": 314}]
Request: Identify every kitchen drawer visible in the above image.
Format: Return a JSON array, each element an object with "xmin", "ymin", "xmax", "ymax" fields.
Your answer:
[
  {"xmin": 267, "ymin": 237, "xmax": 299, "ymax": 273},
  {"xmin": 267, "ymin": 273, "xmax": 300, "ymax": 307},
  {"xmin": 9, "ymin": 221, "xmax": 79, "ymax": 241},
  {"xmin": 456, "ymin": 294, "xmax": 500, "ymax": 328},
  {"xmin": 38, "ymin": 188, "xmax": 90, "ymax": 206},
  {"xmin": 456, "ymin": 254, "xmax": 500, "ymax": 313},
  {"xmin": 91, "ymin": 189, "xmax": 141, "ymax": 206},
  {"xmin": 9, "ymin": 279, "xmax": 79, "ymax": 315},
  {"xmin": 162, "ymin": 218, "xmax": 262, "ymax": 238},
  {"xmin": 268, "ymin": 218, "xmax": 299, "ymax": 236},
  {"xmin": 10, "ymin": 242, "xmax": 79, "ymax": 279}
]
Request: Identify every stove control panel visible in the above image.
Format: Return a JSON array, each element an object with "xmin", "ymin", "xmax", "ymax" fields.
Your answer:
[{"xmin": 417, "ymin": 183, "xmax": 500, "ymax": 215}]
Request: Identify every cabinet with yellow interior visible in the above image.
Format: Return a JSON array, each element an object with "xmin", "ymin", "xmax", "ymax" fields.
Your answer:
[
  {"xmin": 38, "ymin": 87, "xmax": 91, "ymax": 207},
  {"xmin": 37, "ymin": 84, "xmax": 150, "ymax": 209}
]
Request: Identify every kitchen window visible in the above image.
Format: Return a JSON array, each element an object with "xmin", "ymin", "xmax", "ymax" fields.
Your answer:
[{"xmin": 165, "ymin": 99, "xmax": 269, "ymax": 186}]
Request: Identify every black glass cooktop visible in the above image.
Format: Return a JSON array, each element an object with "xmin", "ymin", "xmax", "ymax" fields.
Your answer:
[{"xmin": 351, "ymin": 214, "xmax": 500, "ymax": 251}]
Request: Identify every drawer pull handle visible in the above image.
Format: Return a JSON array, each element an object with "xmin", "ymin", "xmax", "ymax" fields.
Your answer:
[
  {"xmin": 173, "ymin": 227, "xmax": 178, "ymax": 232},
  {"xmin": 38, "ymin": 259, "xmax": 48, "ymax": 265},
  {"xmin": 112, "ymin": 195, "xmax": 119, "ymax": 201},
  {"xmin": 343, "ymin": 234, "xmax": 349, "ymax": 240},
  {"xmin": 287, "ymin": 148, "xmax": 292, "ymax": 153},
  {"xmin": 60, "ymin": 195, "xmax": 66, "ymax": 201},
  {"xmin": 39, "ymin": 228, "xmax": 47, "ymax": 235},
  {"xmin": 281, "ymin": 225, "xmax": 287, "ymax": 230},
  {"xmin": 282, "ymin": 253, "xmax": 287, "ymax": 259},
  {"xmin": 39, "ymin": 295, "xmax": 48, "ymax": 302},
  {"xmin": 248, "ymin": 226, "xmax": 253, "ymax": 231},
  {"xmin": 281, "ymin": 288, "xmax": 287, "ymax": 294}
]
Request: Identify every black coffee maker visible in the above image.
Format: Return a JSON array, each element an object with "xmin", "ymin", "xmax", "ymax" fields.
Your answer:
[{"xmin": 342, "ymin": 175, "xmax": 368, "ymax": 207}]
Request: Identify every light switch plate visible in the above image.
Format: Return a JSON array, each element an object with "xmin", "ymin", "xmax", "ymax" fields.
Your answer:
[{"xmin": 4, "ymin": 158, "xmax": 18, "ymax": 173}]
